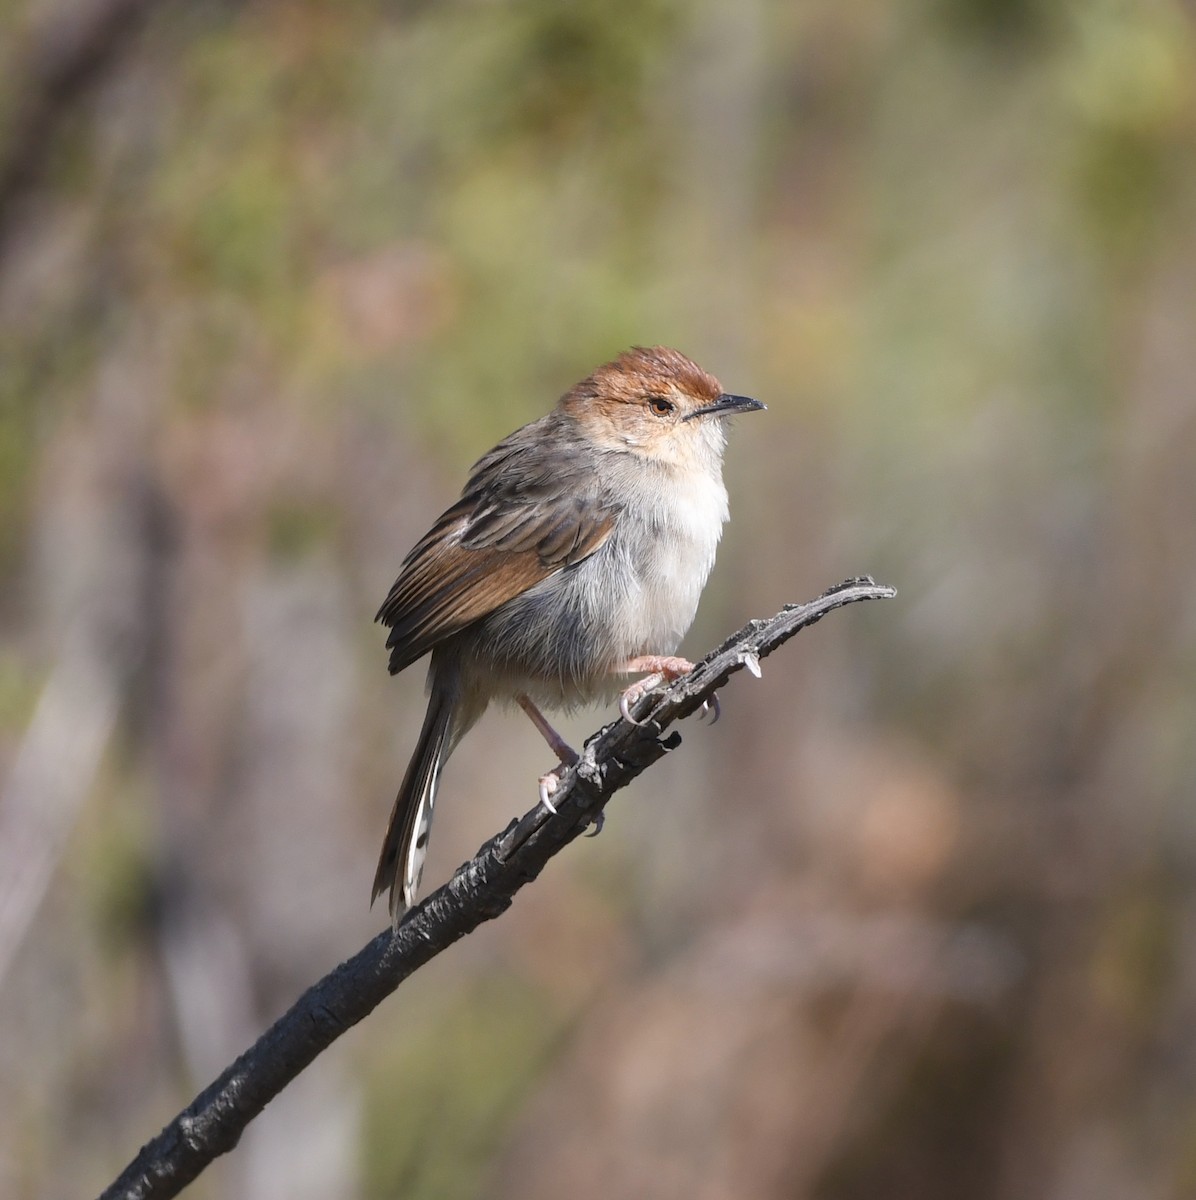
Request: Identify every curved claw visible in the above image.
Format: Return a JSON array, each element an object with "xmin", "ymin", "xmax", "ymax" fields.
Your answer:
[
  {"xmin": 619, "ymin": 671, "xmax": 664, "ymax": 726},
  {"xmin": 539, "ymin": 772, "xmax": 559, "ymax": 814},
  {"xmin": 585, "ymin": 811, "xmax": 605, "ymax": 838},
  {"xmin": 698, "ymin": 692, "xmax": 721, "ymax": 725},
  {"xmin": 619, "ymin": 689, "xmax": 647, "ymax": 726}
]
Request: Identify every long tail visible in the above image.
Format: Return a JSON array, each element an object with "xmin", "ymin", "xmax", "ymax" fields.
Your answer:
[{"xmin": 372, "ymin": 686, "xmax": 455, "ymax": 927}]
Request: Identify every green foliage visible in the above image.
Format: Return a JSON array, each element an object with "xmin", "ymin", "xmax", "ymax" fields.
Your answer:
[
  {"xmin": 0, "ymin": 357, "xmax": 37, "ymax": 567},
  {"xmin": 360, "ymin": 975, "xmax": 561, "ymax": 1200},
  {"xmin": 1092, "ymin": 877, "xmax": 1180, "ymax": 1034},
  {"xmin": 82, "ymin": 785, "xmax": 159, "ymax": 957},
  {"xmin": 0, "ymin": 648, "xmax": 39, "ymax": 731},
  {"xmin": 1062, "ymin": 0, "xmax": 1195, "ymax": 263},
  {"xmin": 266, "ymin": 498, "xmax": 341, "ymax": 561}
]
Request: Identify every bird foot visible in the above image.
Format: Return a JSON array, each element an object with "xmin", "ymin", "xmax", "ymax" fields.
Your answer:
[
  {"xmin": 619, "ymin": 656, "xmax": 695, "ymax": 725},
  {"xmin": 538, "ymin": 743, "xmax": 580, "ymax": 815},
  {"xmin": 539, "ymin": 770, "xmax": 561, "ymax": 814}
]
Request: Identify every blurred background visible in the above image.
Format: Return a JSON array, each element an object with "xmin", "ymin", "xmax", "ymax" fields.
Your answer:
[{"xmin": 2, "ymin": 0, "xmax": 1196, "ymax": 1196}]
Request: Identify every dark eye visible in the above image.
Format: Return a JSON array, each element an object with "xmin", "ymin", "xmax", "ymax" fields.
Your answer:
[{"xmin": 647, "ymin": 396, "xmax": 675, "ymax": 417}]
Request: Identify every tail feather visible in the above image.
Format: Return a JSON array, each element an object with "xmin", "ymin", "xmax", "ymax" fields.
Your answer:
[{"xmin": 372, "ymin": 689, "xmax": 454, "ymax": 927}]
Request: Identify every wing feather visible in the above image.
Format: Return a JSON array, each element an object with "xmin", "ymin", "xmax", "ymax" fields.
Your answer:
[{"xmin": 377, "ymin": 416, "xmax": 615, "ymax": 673}]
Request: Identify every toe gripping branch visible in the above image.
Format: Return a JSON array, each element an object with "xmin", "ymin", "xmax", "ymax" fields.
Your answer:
[{"xmin": 500, "ymin": 577, "xmax": 896, "ymax": 861}]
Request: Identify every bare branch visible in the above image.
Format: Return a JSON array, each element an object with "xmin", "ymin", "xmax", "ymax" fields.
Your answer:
[{"xmin": 98, "ymin": 578, "xmax": 896, "ymax": 1200}]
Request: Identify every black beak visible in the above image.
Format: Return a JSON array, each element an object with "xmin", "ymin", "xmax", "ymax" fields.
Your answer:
[{"xmin": 685, "ymin": 393, "xmax": 766, "ymax": 420}]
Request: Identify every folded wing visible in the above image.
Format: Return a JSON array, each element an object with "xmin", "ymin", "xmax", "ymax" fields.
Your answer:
[{"xmin": 377, "ymin": 419, "xmax": 615, "ymax": 674}]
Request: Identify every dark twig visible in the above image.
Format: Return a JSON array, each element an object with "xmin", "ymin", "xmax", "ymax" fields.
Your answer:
[{"xmin": 97, "ymin": 578, "xmax": 896, "ymax": 1200}]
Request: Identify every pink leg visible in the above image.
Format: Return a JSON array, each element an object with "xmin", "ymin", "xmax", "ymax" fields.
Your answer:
[
  {"xmin": 622, "ymin": 655, "xmax": 695, "ymax": 678},
  {"xmin": 517, "ymin": 694, "xmax": 578, "ymax": 814}
]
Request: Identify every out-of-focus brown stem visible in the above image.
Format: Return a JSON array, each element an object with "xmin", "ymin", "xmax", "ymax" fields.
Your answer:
[{"xmin": 0, "ymin": 0, "xmax": 160, "ymax": 249}]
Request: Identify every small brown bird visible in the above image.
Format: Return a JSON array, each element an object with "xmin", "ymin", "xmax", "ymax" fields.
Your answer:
[{"xmin": 373, "ymin": 346, "xmax": 763, "ymax": 924}]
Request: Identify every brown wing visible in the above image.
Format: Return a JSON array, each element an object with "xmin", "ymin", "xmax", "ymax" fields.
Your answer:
[{"xmin": 376, "ymin": 415, "xmax": 615, "ymax": 674}]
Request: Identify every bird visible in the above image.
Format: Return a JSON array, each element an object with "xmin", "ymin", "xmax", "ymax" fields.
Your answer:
[{"xmin": 372, "ymin": 345, "xmax": 764, "ymax": 925}]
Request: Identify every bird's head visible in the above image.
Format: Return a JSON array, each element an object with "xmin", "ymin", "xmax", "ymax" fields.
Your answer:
[{"xmin": 560, "ymin": 346, "xmax": 764, "ymax": 469}]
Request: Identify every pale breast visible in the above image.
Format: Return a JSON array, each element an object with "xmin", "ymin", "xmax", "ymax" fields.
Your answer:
[
  {"xmin": 611, "ymin": 467, "xmax": 729, "ymax": 659},
  {"xmin": 463, "ymin": 462, "xmax": 729, "ymax": 710}
]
